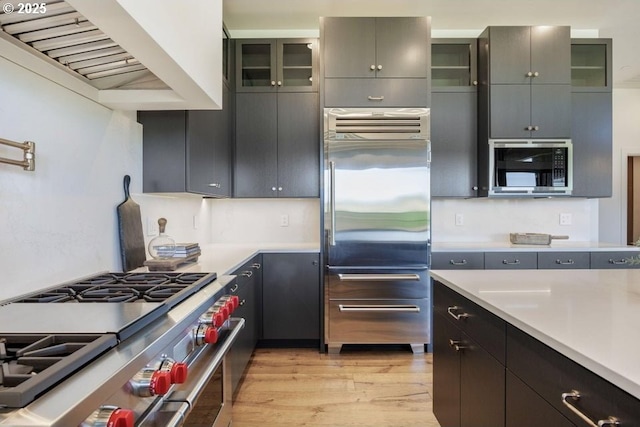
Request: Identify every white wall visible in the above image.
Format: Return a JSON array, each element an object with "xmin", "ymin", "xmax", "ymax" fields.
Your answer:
[
  {"xmin": 432, "ymin": 198, "xmax": 598, "ymax": 242},
  {"xmin": 599, "ymin": 88, "xmax": 640, "ymax": 244}
]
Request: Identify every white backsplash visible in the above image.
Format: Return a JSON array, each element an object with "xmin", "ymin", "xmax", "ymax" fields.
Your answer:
[
  {"xmin": 208, "ymin": 198, "xmax": 321, "ymax": 244},
  {"xmin": 432, "ymin": 198, "xmax": 599, "ymax": 243}
]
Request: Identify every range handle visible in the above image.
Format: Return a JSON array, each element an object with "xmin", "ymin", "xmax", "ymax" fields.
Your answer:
[{"xmin": 337, "ymin": 273, "xmax": 420, "ymax": 281}]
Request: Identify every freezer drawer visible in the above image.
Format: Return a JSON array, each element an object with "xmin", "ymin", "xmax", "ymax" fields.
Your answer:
[
  {"xmin": 327, "ymin": 298, "xmax": 430, "ymax": 345},
  {"xmin": 328, "ymin": 270, "xmax": 429, "ymax": 300}
]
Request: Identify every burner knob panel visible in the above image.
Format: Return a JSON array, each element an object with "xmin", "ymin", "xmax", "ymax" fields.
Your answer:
[
  {"xmin": 129, "ymin": 369, "xmax": 172, "ymax": 397},
  {"xmin": 82, "ymin": 405, "xmax": 134, "ymax": 427}
]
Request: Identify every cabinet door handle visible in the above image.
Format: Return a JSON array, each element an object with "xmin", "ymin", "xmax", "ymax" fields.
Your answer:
[
  {"xmin": 608, "ymin": 259, "xmax": 629, "ymax": 265},
  {"xmin": 526, "ymin": 125, "xmax": 534, "ymax": 131},
  {"xmin": 533, "ymin": 71, "xmax": 539, "ymax": 77},
  {"xmin": 329, "ymin": 161, "xmax": 336, "ymax": 246},
  {"xmin": 447, "ymin": 306, "xmax": 469, "ymax": 321},
  {"xmin": 208, "ymin": 183, "xmax": 221, "ymax": 188},
  {"xmin": 241, "ymin": 270, "xmax": 253, "ymax": 278},
  {"xmin": 377, "ymin": 64, "xmax": 382, "ymax": 71},
  {"xmin": 533, "ymin": 125, "xmax": 540, "ymax": 131},
  {"xmin": 527, "ymin": 71, "xmax": 534, "ymax": 77},
  {"xmin": 271, "ymin": 80, "xmax": 276, "ymax": 86},
  {"xmin": 337, "ymin": 273, "xmax": 420, "ymax": 281},
  {"xmin": 502, "ymin": 259, "xmax": 521, "ymax": 265},
  {"xmin": 277, "ymin": 80, "xmax": 282, "ymax": 86},
  {"xmin": 472, "ymin": 80, "xmax": 478, "ymax": 86},
  {"xmin": 370, "ymin": 64, "xmax": 376, "ymax": 71},
  {"xmin": 561, "ymin": 390, "xmax": 620, "ymax": 427},
  {"xmin": 367, "ymin": 96, "xmax": 385, "ymax": 101},
  {"xmin": 449, "ymin": 259, "xmax": 468, "ymax": 266},
  {"xmin": 555, "ymin": 259, "xmax": 575, "ymax": 265},
  {"xmin": 338, "ymin": 304, "xmax": 420, "ymax": 313},
  {"xmin": 251, "ymin": 263, "xmax": 261, "ymax": 270},
  {"xmin": 230, "ymin": 284, "xmax": 239, "ymax": 292},
  {"xmin": 278, "ymin": 186, "xmax": 283, "ymax": 191},
  {"xmin": 448, "ymin": 339, "xmax": 466, "ymax": 352}
]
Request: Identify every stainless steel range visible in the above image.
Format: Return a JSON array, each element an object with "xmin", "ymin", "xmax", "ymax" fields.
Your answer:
[{"xmin": 0, "ymin": 271, "xmax": 243, "ymax": 427}]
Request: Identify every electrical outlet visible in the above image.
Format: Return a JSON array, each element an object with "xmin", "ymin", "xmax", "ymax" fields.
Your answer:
[
  {"xmin": 559, "ymin": 213, "xmax": 572, "ymax": 226},
  {"xmin": 455, "ymin": 213, "xmax": 464, "ymax": 226},
  {"xmin": 146, "ymin": 217, "xmax": 158, "ymax": 236},
  {"xmin": 280, "ymin": 214, "xmax": 290, "ymax": 227}
]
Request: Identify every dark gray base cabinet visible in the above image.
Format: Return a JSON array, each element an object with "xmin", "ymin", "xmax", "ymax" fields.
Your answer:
[
  {"xmin": 433, "ymin": 281, "xmax": 505, "ymax": 427},
  {"xmin": 433, "ymin": 281, "xmax": 640, "ymax": 427},
  {"xmin": 262, "ymin": 253, "xmax": 320, "ymax": 340},
  {"xmin": 228, "ymin": 255, "xmax": 262, "ymax": 399}
]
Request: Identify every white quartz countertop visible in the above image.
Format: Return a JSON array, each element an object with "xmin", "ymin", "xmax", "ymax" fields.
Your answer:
[
  {"xmin": 430, "ymin": 269, "xmax": 640, "ymax": 399},
  {"xmin": 432, "ymin": 241, "xmax": 640, "ymax": 252},
  {"xmin": 136, "ymin": 243, "xmax": 320, "ymax": 276}
]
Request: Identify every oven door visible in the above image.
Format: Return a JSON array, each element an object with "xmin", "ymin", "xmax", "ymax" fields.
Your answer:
[{"xmin": 138, "ymin": 318, "xmax": 244, "ymax": 427}]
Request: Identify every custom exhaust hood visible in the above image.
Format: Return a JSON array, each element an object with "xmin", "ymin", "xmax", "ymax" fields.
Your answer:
[{"xmin": 0, "ymin": 0, "xmax": 223, "ymax": 110}]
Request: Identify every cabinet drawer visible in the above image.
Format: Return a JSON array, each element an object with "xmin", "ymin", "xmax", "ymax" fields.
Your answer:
[
  {"xmin": 324, "ymin": 78, "xmax": 427, "ymax": 107},
  {"xmin": 507, "ymin": 324, "xmax": 640, "ymax": 426},
  {"xmin": 328, "ymin": 298, "xmax": 430, "ymax": 343},
  {"xmin": 431, "ymin": 252, "xmax": 484, "ymax": 269},
  {"xmin": 328, "ymin": 270, "xmax": 428, "ymax": 300},
  {"xmin": 537, "ymin": 251, "xmax": 590, "ymax": 269},
  {"xmin": 590, "ymin": 251, "xmax": 640, "ymax": 269},
  {"xmin": 484, "ymin": 252, "xmax": 537, "ymax": 269},
  {"xmin": 433, "ymin": 281, "xmax": 505, "ymax": 363},
  {"xmin": 506, "ymin": 371, "xmax": 574, "ymax": 427}
]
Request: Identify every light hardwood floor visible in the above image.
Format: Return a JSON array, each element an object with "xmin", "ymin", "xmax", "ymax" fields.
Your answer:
[{"xmin": 231, "ymin": 346, "xmax": 441, "ymax": 427}]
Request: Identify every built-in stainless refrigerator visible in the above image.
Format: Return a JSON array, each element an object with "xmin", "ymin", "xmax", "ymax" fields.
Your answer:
[{"xmin": 323, "ymin": 107, "xmax": 431, "ymax": 354}]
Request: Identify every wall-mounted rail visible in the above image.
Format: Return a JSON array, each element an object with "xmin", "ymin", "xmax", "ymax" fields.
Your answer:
[{"xmin": 0, "ymin": 138, "xmax": 35, "ymax": 171}]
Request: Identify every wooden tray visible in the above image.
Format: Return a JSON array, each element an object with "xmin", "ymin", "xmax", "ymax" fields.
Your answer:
[{"xmin": 143, "ymin": 253, "xmax": 199, "ymax": 271}]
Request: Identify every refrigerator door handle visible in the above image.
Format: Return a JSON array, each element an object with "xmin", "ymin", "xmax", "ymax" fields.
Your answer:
[
  {"xmin": 337, "ymin": 273, "xmax": 421, "ymax": 281},
  {"xmin": 338, "ymin": 304, "xmax": 421, "ymax": 313},
  {"xmin": 329, "ymin": 160, "xmax": 336, "ymax": 246}
]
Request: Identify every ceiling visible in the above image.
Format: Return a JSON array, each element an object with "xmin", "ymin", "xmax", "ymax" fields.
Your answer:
[{"xmin": 223, "ymin": 0, "xmax": 640, "ymax": 88}]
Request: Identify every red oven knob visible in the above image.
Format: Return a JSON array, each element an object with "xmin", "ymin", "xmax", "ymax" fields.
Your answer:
[
  {"xmin": 107, "ymin": 408, "xmax": 134, "ymax": 427},
  {"xmin": 149, "ymin": 370, "xmax": 171, "ymax": 396},
  {"xmin": 170, "ymin": 362, "xmax": 188, "ymax": 384},
  {"xmin": 83, "ymin": 406, "xmax": 134, "ymax": 427},
  {"xmin": 199, "ymin": 310, "xmax": 225, "ymax": 327},
  {"xmin": 229, "ymin": 295, "xmax": 240, "ymax": 310},
  {"xmin": 215, "ymin": 303, "xmax": 230, "ymax": 320},
  {"xmin": 204, "ymin": 326, "xmax": 219, "ymax": 344},
  {"xmin": 213, "ymin": 311, "xmax": 225, "ymax": 327},
  {"xmin": 129, "ymin": 369, "xmax": 172, "ymax": 397}
]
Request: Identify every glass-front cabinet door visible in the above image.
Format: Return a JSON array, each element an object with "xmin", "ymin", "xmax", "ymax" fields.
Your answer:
[
  {"xmin": 571, "ymin": 39, "xmax": 612, "ymax": 91},
  {"xmin": 237, "ymin": 38, "xmax": 317, "ymax": 92},
  {"xmin": 431, "ymin": 39, "xmax": 477, "ymax": 90}
]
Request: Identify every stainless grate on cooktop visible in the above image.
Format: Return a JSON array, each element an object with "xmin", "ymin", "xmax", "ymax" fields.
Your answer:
[{"xmin": 0, "ymin": 0, "xmax": 166, "ymax": 89}]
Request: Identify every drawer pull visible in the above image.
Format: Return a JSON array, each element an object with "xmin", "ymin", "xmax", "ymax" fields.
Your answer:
[
  {"xmin": 448, "ymin": 339, "xmax": 466, "ymax": 352},
  {"xmin": 608, "ymin": 259, "xmax": 628, "ymax": 265},
  {"xmin": 251, "ymin": 262, "xmax": 261, "ymax": 270},
  {"xmin": 367, "ymin": 96, "xmax": 385, "ymax": 101},
  {"xmin": 561, "ymin": 390, "xmax": 620, "ymax": 427},
  {"xmin": 241, "ymin": 270, "xmax": 253, "ymax": 278},
  {"xmin": 447, "ymin": 306, "xmax": 469, "ymax": 321},
  {"xmin": 337, "ymin": 274, "xmax": 420, "ymax": 281},
  {"xmin": 338, "ymin": 304, "xmax": 420, "ymax": 313},
  {"xmin": 556, "ymin": 259, "xmax": 575, "ymax": 265},
  {"xmin": 230, "ymin": 284, "xmax": 239, "ymax": 293},
  {"xmin": 502, "ymin": 259, "xmax": 521, "ymax": 265},
  {"xmin": 449, "ymin": 259, "xmax": 468, "ymax": 266}
]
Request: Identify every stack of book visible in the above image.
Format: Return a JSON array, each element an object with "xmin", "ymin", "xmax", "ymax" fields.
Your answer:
[{"xmin": 169, "ymin": 243, "xmax": 201, "ymax": 258}]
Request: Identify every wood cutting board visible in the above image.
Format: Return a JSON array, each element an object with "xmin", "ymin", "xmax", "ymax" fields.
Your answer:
[{"xmin": 116, "ymin": 175, "xmax": 146, "ymax": 271}]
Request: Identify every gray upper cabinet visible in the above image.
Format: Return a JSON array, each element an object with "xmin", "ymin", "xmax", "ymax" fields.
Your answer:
[
  {"xmin": 323, "ymin": 17, "xmax": 429, "ymax": 79},
  {"xmin": 431, "ymin": 39, "xmax": 478, "ymax": 197},
  {"xmin": 570, "ymin": 38, "xmax": 612, "ymax": 198},
  {"xmin": 236, "ymin": 38, "xmax": 318, "ymax": 93},
  {"xmin": 479, "ymin": 26, "xmax": 572, "ymax": 139},
  {"xmin": 139, "ymin": 85, "xmax": 232, "ymax": 197},
  {"xmin": 234, "ymin": 92, "xmax": 319, "ymax": 198},
  {"xmin": 321, "ymin": 17, "xmax": 430, "ymax": 107}
]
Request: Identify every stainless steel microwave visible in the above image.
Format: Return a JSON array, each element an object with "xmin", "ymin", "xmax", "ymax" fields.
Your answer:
[{"xmin": 488, "ymin": 139, "xmax": 572, "ymax": 196}]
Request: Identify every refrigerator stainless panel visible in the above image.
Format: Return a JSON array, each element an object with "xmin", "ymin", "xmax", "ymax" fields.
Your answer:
[{"xmin": 325, "ymin": 108, "xmax": 430, "ymax": 267}]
